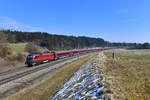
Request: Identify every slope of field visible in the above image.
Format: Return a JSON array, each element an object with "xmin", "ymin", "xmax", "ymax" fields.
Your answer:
[
  {"xmin": 9, "ymin": 43, "xmax": 27, "ymax": 53},
  {"xmin": 103, "ymin": 49, "xmax": 150, "ymax": 100}
]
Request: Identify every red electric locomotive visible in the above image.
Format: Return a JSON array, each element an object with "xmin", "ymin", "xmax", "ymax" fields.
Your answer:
[{"xmin": 25, "ymin": 52, "xmax": 55, "ymax": 66}]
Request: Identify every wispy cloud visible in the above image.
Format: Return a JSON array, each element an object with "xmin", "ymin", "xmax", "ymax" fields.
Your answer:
[
  {"xmin": 0, "ymin": 16, "xmax": 38, "ymax": 32},
  {"xmin": 115, "ymin": 9, "xmax": 138, "ymax": 23},
  {"xmin": 116, "ymin": 9, "xmax": 129, "ymax": 15}
]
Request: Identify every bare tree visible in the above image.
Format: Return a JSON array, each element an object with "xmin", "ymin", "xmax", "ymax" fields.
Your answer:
[
  {"xmin": 0, "ymin": 31, "xmax": 6, "ymax": 43},
  {"xmin": 25, "ymin": 42, "xmax": 40, "ymax": 53}
]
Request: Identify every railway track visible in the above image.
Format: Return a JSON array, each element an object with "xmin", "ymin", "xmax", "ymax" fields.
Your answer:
[
  {"xmin": 0, "ymin": 67, "xmax": 27, "ymax": 77},
  {"xmin": 0, "ymin": 55, "xmax": 83, "ymax": 85}
]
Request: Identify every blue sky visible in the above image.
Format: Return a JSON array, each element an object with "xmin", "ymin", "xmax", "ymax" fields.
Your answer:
[{"xmin": 0, "ymin": 0, "xmax": 150, "ymax": 43}]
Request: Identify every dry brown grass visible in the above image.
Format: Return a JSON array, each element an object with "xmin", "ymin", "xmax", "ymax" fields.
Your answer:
[
  {"xmin": 102, "ymin": 49, "xmax": 150, "ymax": 100},
  {"xmin": 5, "ymin": 53, "xmax": 97, "ymax": 100}
]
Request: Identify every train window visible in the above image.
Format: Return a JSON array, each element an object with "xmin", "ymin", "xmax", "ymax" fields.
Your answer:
[{"xmin": 27, "ymin": 56, "xmax": 33, "ymax": 60}]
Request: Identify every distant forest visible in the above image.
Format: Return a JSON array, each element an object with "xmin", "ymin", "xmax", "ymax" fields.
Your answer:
[{"xmin": 1, "ymin": 30, "xmax": 150, "ymax": 50}]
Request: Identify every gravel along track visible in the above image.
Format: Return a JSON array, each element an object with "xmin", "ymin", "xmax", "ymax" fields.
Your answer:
[
  {"xmin": 0, "ymin": 54, "xmax": 88, "ymax": 96},
  {"xmin": 0, "ymin": 56, "xmax": 74, "ymax": 78},
  {"xmin": 0, "ymin": 67, "xmax": 27, "ymax": 77},
  {"xmin": 0, "ymin": 55, "xmax": 81, "ymax": 85},
  {"xmin": 49, "ymin": 57, "xmax": 105, "ymax": 100},
  {"xmin": 0, "ymin": 55, "xmax": 77, "ymax": 77}
]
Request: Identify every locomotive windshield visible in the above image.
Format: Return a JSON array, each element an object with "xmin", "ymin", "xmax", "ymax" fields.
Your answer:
[{"xmin": 27, "ymin": 55, "xmax": 33, "ymax": 60}]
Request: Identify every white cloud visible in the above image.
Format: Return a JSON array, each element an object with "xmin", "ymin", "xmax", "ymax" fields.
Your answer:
[
  {"xmin": 0, "ymin": 16, "xmax": 38, "ymax": 32},
  {"xmin": 119, "ymin": 18, "xmax": 137, "ymax": 23},
  {"xmin": 116, "ymin": 9, "xmax": 129, "ymax": 15}
]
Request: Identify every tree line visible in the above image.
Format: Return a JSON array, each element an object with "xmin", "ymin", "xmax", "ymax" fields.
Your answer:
[
  {"xmin": 1, "ymin": 30, "xmax": 108, "ymax": 50},
  {"xmin": 1, "ymin": 30, "xmax": 150, "ymax": 50}
]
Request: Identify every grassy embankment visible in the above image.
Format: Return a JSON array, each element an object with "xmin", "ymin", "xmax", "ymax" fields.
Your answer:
[
  {"xmin": 5, "ymin": 53, "xmax": 97, "ymax": 100},
  {"xmin": 103, "ymin": 49, "xmax": 150, "ymax": 100},
  {"xmin": 0, "ymin": 43, "xmax": 27, "ymax": 69},
  {"xmin": 9, "ymin": 43, "xmax": 27, "ymax": 53}
]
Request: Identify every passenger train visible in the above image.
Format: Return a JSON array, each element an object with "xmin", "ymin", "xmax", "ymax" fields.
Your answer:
[{"xmin": 25, "ymin": 48, "xmax": 108, "ymax": 67}]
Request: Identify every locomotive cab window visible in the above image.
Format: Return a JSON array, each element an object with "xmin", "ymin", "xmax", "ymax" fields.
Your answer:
[{"xmin": 27, "ymin": 55, "xmax": 33, "ymax": 60}]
